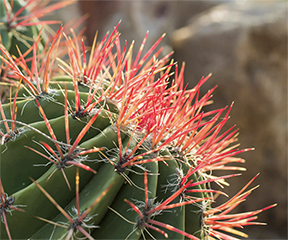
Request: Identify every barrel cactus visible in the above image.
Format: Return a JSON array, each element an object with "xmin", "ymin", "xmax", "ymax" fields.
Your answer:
[{"xmin": 0, "ymin": 1, "xmax": 276, "ymax": 239}]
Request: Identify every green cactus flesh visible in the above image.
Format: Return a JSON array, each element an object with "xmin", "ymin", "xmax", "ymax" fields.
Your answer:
[{"xmin": 0, "ymin": 2, "xmax": 276, "ymax": 240}]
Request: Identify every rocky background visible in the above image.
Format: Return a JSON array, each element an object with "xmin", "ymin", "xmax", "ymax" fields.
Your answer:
[{"xmin": 53, "ymin": 1, "xmax": 287, "ymax": 239}]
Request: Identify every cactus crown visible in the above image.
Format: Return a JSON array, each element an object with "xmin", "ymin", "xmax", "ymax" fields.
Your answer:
[{"xmin": 0, "ymin": 1, "xmax": 276, "ymax": 240}]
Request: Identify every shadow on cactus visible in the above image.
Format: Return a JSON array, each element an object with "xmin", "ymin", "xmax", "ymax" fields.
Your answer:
[{"xmin": 0, "ymin": 1, "xmax": 276, "ymax": 239}]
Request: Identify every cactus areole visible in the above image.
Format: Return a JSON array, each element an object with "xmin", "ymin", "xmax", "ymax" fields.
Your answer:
[{"xmin": 0, "ymin": 0, "xmax": 276, "ymax": 239}]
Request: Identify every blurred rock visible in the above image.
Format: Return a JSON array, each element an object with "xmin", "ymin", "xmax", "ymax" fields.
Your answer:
[
  {"xmin": 78, "ymin": 0, "xmax": 224, "ymax": 58},
  {"xmin": 172, "ymin": 1, "xmax": 226, "ymax": 29},
  {"xmin": 79, "ymin": 1, "xmax": 173, "ymax": 57},
  {"xmin": 245, "ymin": 230, "xmax": 287, "ymax": 240},
  {"xmin": 172, "ymin": 1, "xmax": 287, "ymax": 239}
]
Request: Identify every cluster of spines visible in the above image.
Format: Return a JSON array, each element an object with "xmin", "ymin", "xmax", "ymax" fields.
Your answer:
[{"xmin": 0, "ymin": 1, "xmax": 276, "ymax": 240}]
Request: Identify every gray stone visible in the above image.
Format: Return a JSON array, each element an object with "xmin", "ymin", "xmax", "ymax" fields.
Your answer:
[
  {"xmin": 79, "ymin": 1, "xmax": 174, "ymax": 58},
  {"xmin": 78, "ymin": 1, "xmax": 224, "ymax": 58}
]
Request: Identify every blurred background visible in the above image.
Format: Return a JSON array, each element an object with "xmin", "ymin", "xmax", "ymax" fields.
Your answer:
[{"xmin": 52, "ymin": 0, "xmax": 287, "ymax": 239}]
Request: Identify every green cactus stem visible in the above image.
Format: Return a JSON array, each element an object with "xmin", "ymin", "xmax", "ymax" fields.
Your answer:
[{"xmin": 0, "ymin": 2, "xmax": 276, "ymax": 239}]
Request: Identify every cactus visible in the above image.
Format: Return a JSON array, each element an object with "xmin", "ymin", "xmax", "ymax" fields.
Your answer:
[{"xmin": 0, "ymin": 1, "xmax": 276, "ymax": 240}]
